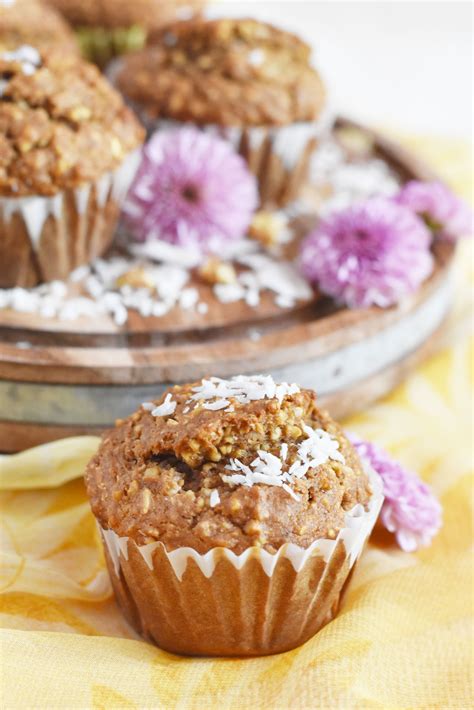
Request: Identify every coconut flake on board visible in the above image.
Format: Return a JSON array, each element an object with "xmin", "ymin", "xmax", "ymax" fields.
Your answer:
[
  {"xmin": 310, "ymin": 140, "xmax": 400, "ymax": 216},
  {"xmin": 0, "ymin": 234, "xmax": 311, "ymax": 324},
  {"xmin": 0, "ymin": 146, "xmax": 400, "ymax": 325}
]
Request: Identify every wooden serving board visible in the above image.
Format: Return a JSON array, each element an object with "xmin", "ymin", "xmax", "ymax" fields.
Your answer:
[{"xmin": 0, "ymin": 120, "xmax": 455, "ymax": 451}]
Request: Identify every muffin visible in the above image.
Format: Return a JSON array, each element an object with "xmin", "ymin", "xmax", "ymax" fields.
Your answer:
[
  {"xmin": 85, "ymin": 375, "xmax": 383, "ymax": 656},
  {"xmin": 43, "ymin": 0, "xmax": 206, "ymax": 67},
  {"xmin": 0, "ymin": 46, "xmax": 144, "ymax": 287},
  {"xmin": 111, "ymin": 18, "xmax": 331, "ymax": 208},
  {"xmin": 0, "ymin": 0, "xmax": 79, "ymax": 55}
]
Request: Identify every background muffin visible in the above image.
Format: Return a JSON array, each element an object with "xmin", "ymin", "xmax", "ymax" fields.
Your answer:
[
  {"xmin": 85, "ymin": 375, "xmax": 383, "ymax": 656},
  {"xmin": 43, "ymin": 0, "xmax": 206, "ymax": 66},
  {"xmin": 0, "ymin": 46, "xmax": 144, "ymax": 287},
  {"xmin": 112, "ymin": 18, "xmax": 330, "ymax": 207},
  {"xmin": 0, "ymin": 0, "xmax": 79, "ymax": 55}
]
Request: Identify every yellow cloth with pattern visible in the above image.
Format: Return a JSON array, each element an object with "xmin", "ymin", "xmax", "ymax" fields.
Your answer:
[{"xmin": 0, "ymin": 134, "xmax": 472, "ymax": 709}]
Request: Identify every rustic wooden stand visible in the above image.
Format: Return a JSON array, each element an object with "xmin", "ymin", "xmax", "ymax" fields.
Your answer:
[{"xmin": 0, "ymin": 121, "xmax": 454, "ymax": 451}]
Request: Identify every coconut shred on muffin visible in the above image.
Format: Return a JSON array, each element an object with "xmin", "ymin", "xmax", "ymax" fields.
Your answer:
[
  {"xmin": 0, "ymin": 0, "xmax": 79, "ymax": 55},
  {"xmin": 111, "ymin": 18, "xmax": 330, "ymax": 207},
  {"xmin": 0, "ymin": 47, "xmax": 144, "ymax": 287},
  {"xmin": 86, "ymin": 377, "xmax": 372, "ymax": 553},
  {"xmin": 85, "ymin": 375, "xmax": 381, "ymax": 656},
  {"xmin": 43, "ymin": 0, "xmax": 206, "ymax": 66}
]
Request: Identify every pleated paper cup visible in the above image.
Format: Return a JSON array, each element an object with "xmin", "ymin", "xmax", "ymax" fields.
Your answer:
[
  {"xmin": 98, "ymin": 467, "xmax": 383, "ymax": 657},
  {"xmin": 209, "ymin": 115, "xmax": 334, "ymax": 208},
  {"xmin": 0, "ymin": 150, "xmax": 141, "ymax": 288}
]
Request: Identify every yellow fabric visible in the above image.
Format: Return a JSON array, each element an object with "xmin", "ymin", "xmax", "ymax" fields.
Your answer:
[{"xmin": 0, "ymin": 134, "xmax": 472, "ymax": 709}]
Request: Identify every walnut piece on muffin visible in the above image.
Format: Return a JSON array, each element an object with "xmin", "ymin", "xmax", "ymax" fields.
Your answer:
[
  {"xmin": 85, "ymin": 375, "xmax": 371, "ymax": 554},
  {"xmin": 0, "ymin": 0, "xmax": 79, "ymax": 55}
]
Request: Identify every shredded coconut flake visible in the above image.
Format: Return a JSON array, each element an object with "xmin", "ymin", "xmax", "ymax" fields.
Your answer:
[
  {"xmin": 179, "ymin": 287, "xmax": 199, "ymax": 310},
  {"xmin": 282, "ymin": 483, "xmax": 300, "ymax": 501},
  {"xmin": 1, "ymin": 240, "xmax": 313, "ymax": 323},
  {"xmin": 202, "ymin": 398, "xmax": 231, "ymax": 411},
  {"xmin": 130, "ymin": 239, "xmax": 202, "ymax": 268},
  {"xmin": 209, "ymin": 489, "xmax": 220, "ymax": 507},
  {"xmin": 222, "ymin": 424, "xmax": 345, "ymax": 500},
  {"xmin": 141, "ymin": 402, "xmax": 155, "ymax": 411},
  {"xmin": 311, "ymin": 140, "xmax": 400, "ymax": 216},
  {"xmin": 0, "ymin": 45, "xmax": 41, "ymax": 77},
  {"xmin": 151, "ymin": 393, "xmax": 176, "ymax": 417},
  {"xmin": 248, "ymin": 48, "xmax": 265, "ymax": 66},
  {"xmin": 190, "ymin": 375, "xmax": 299, "ymax": 408}
]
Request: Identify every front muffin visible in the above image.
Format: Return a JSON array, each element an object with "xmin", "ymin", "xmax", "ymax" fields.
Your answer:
[
  {"xmin": 85, "ymin": 375, "xmax": 383, "ymax": 656},
  {"xmin": 112, "ymin": 18, "xmax": 330, "ymax": 207},
  {"xmin": 44, "ymin": 0, "xmax": 206, "ymax": 66},
  {"xmin": 0, "ymin": 46, "xmax": 144, "ymax": 287}
]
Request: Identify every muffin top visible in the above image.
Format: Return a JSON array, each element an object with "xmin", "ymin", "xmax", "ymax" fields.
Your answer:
[
  {"xmin": 0, "ymin": 46, "xmax": 144, "ymax": 196},
  {"xmin": 113, "ymin": 18, "xmax": 326, "ymax": 126},
  {"xmin": 0, "ymin": 0, "xmax": 79, "ymax": 55},
  {"xmin": 43, "ymin": 0, "xmax": 205, "ymax": 31},
  {"xmin": 85, "ymin": 376, "xmax": 372, "ymax": 554}
]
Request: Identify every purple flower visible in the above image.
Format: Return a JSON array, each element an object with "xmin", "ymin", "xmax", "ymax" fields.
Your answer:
[
  {"xmin": 124, "ymin": 128, "xmax": 258, "ymax": 252},
  {"xmin": 300, "ymin": 197, "xmax": 434, "ymax": 308},
  {"xmin": 396, "ymin": 180, "xmax": 473, "ymax": 242},
  {"xmin": 350, "ymin": 435, "xmax": 442, "ymax": 552}
]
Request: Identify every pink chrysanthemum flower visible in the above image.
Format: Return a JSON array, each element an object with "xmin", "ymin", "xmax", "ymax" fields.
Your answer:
[
  {"xmin": 124, "ymin": 128, "xmax": 258, "ymax": 252},
  {"xmin": 300, "ymin": 197, "xmax": 434, "ymax": 308},
  {"xmin": 350, "ymin": 435, "xmax": 442, "ymax": 552},
  {"xmin": 396, "ymin": 180, "xmax": 473, "ymax": 242}
]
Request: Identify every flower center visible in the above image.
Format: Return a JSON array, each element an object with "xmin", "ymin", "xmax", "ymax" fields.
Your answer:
[
  {"xmin": 181, "ymin": 184, "xmax": 200, "ymax": 203},
  {"xmin": 424, "ymin": 214, "xmax": 442, "ymax": 233}
]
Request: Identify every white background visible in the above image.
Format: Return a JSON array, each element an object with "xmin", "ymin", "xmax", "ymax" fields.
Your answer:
[{"xmin": 210, "ymin": 1, "xmax": 473, "ymax": 141}]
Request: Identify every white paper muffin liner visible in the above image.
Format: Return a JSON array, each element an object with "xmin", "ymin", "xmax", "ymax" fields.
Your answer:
[
  {"xmin": 0, "ymin": 150, "xmax": 141, "ymax": 288},
  {"xmin": 98, "ymin": 465, "xmax": 383, "ymax": 656}
]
